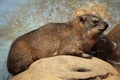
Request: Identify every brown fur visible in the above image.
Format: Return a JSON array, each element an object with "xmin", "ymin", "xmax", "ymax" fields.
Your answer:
[{"xmin": 7, "ymin": 14, "xmax": 108, "ymax": 75}]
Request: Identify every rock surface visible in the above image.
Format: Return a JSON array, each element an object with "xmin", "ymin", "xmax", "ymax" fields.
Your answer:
[
  {"xmin": 106, "ymin": 23, "xmax": 120, "ymax": 73},
  {"xmin": 11, "ymin": 56, "xmax": 119, "ymax": 80},
  {"xmin": 106, "ymin": 23, "xmax": 120, "ymax": 61}
]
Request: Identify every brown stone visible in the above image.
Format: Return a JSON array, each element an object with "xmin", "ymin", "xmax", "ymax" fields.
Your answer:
[
  {"xmin": 106, "ymin": 23, "xmax": 120, "ymax": 61},
  {"xmin": 106, "ymin": 23, "xmax": 120, "ymax": 73},
  {"xmin": 11, "ymin": 56, "xmax": 119, "ymax": 80}
]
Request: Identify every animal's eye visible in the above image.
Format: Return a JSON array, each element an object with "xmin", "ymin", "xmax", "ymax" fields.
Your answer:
[{"xmin": 92, "ymin": 20, "xmax": 98, "ymax": 24}]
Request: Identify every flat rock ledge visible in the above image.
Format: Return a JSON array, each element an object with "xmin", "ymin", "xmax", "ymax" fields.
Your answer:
[{"xmin": 11, "ymin": 56, "xmax": 120, "ymax": 80}]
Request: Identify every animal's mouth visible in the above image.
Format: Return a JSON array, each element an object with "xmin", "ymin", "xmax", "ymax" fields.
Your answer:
[
  {"xmin": 98, "ymin": 28, "xmax": 105, "ymax": 32},
  {"xmin": 98, "ymin": 22, "xmax": 109, "ymax": 32}
]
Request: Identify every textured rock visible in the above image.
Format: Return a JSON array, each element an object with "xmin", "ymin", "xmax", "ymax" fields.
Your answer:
[
  {"xmin": 106, "ymin": 23, "xmax": 120, "ymax": 61},
  {"xmin": 106, "ymin": 23, "xmax": 120, "ymax": 72},
  {"xmin": 11, "ymin": 56, "xmax": 119, "ymax": 80}
]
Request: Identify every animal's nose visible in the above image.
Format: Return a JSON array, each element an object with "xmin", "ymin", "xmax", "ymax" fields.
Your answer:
[{"xmin": 104, "ymin": 22, "xmax": 109, "ymax": 28}]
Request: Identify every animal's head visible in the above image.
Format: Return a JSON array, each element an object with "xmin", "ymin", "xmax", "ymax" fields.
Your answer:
[{"xmin": 75, "ymin": 14, "xmax": 109, "ymax": 39}]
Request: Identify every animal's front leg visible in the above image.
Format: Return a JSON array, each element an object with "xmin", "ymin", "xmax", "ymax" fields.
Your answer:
[
  {"xmin": 65, "ymin": 50, "xmax": 92, "ymax": 59},
  {"xmin": 58, "ymin": 45, "xmax": 92, "ymax": 59},
  {"xmin": 74, "ymin": 51, "xmax": 92, "ymax": 59},
  {"xmin": 81, "ymin": 51, "xmax": 92, "ymax": 59}
]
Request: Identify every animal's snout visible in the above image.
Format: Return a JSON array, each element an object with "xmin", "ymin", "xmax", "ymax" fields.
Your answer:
[{"xmin": 104, "ymin": 22, "xmax": 109, "ymax": 29}]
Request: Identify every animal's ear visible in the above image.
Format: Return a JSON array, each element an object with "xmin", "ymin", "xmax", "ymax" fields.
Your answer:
[{"xmin": 79, "ymin": 15, "xmax": 86, "ymax": 22}]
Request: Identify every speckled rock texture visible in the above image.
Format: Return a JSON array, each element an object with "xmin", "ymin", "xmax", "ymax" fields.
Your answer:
[{"xmin": 11, "ymin": 56, "xmax": 120, "ymax": 80}]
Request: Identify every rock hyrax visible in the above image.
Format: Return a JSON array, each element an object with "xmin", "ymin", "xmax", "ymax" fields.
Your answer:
[{"xmin": 7, "ymin": 14, "xmax": 108, "ymax": 75}]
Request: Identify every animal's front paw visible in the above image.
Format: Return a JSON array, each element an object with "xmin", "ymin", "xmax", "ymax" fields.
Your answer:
[{"xmin": 82, "ymin": 53, "xmax": 92, "ymax": 59}]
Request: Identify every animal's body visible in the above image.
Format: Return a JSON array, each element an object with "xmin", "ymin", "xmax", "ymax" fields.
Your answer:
[{"xmin": 7, "ymin": 14, "xmax": 108, "ymax": 75}]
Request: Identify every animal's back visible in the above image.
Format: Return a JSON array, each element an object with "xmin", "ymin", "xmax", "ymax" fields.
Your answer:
[{"xmin": 7, "ymin": 23, "xmax": 71, "ymax": 75}]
